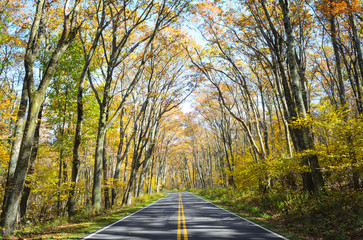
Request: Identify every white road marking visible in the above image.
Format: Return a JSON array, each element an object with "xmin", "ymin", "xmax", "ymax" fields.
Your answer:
[
  {"xmin": 190, "ymin": 192, "xmax": 289, "ymax": 240},
  {"xmin": 82, "ymin": 192, "xmax": 289, "ymax": 240},
  {"xmin": 81, "ymin": 195, "xmax": 169, "ymax": 239}
]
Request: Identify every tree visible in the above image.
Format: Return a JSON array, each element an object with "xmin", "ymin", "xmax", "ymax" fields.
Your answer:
[
  {"xmin": 1, "ymin": 0, "xmax": 83, "ymax": 236},
  {"xmin": 188, "ymin": 0, "xmax": 324, "ymax": 193},
  {"xmin": 68, "ymin": 0, "xmax": 109, "ymax": 219},
  {"xmin": 90, "ymin": 0, "xmax": 191, "ymax": 210}
]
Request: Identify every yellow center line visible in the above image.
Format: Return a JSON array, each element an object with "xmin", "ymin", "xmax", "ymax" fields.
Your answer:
[
  {"xmin": 177, "ymin": 193, "xmax": 188, "ymax": 240},
  {"xmin": 180, "ymin": 194, "xmax": 188, "ymax": 240},
  {"xmin": 177, "ymin": 195, "xmax": 181, "ymax": 240}
]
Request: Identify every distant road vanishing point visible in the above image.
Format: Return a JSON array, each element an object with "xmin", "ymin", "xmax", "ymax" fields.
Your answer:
[{"xmin": 82, "ymin": 192, "xmax": 288, "ymax": 240}]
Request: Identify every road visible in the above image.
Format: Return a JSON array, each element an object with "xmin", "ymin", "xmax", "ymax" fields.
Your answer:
[{"xmin": 82, "ymin": 191, "xmax": 288, "ymax": 240}]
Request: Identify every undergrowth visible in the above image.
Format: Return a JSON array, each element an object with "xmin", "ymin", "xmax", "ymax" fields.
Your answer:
[{"xmin": 190, "ymin": 188, "xmax": 362, "ymax": 240}]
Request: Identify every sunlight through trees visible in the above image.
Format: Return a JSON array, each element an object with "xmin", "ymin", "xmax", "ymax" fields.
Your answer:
[{"xmin": 0, "ymin": 0, "xmax": 362, "ymax": 238}]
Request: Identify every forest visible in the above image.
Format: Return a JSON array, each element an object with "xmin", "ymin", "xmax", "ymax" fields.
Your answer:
[{"xmin": 0, "ymin": 0, "xmax": 362, "ymax": 239}]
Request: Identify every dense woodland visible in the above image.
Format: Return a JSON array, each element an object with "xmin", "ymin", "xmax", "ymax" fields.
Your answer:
[{"xmin": 0, "ymin": 0, "xmax": 362, "ymax": 238}]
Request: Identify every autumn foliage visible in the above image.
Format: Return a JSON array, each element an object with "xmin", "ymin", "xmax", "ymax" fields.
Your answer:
[{"xmin": 0, "ymin": 0, "xmax": 362, "ymax": 238}]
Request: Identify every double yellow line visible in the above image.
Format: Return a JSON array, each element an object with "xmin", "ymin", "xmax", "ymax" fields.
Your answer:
[{"xmin": 177, "ymin": 193, "xmax": 188, "ymax": 240}]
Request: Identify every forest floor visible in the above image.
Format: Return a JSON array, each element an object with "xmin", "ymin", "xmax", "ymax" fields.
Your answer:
[
  {"xmin": 8, "ymin": 192, "xmax": 166, "ymax": 240},
  {"xmin": 189, "ymin": 188, "xmax": 363, "ymax": 240},
  {"xmin": 6, "ymin": 189, "xmax": 361, "ymax": 239}
]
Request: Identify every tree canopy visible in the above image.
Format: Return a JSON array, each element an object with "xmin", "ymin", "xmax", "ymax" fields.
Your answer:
[{"xmin": 0, "ymin": 0, "xmax": 362, "ymax": 238}]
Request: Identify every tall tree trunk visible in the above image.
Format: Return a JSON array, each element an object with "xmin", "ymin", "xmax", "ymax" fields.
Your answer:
[
  {"xmin": 279, "ymin": 0, "xmax": 323, "ymax": 193},
  {"xmin": 111, "ymin": 113, "xmax": 125, "ymax": 206},
  {"xmin": 330, "ymin": 7, "xmax": 360, "ymax": 189},
  {"xmin": 137, "ymin": 143, "xmax": 155, "ymax": 197},
  {"xmin": 19, "ymin": 105, "xmax": 42, "ymax": 222},
  {"xmin": 102, "ymin": 134, "xmax": 110, "ymax": 209},
  {"xmin": 348, "ymin": 4, "xmax": 363, "ymax": 189},
  {"xmin": 68, "ymin": 3, "xmax": 107, "ymax": 217},
  {"xmin": 111, "ymin": 112, "xmax": 134, "ymax": 206},
  {"xmin": 1, "ymin": 96, "xmax": 44, "ymax": 236},
  {"xmin": 148, "ymin": 157, "xmax": 155, "ymax": 194},
  {"xmin": 123, "ymin": 159, "xmax": 128, "ymax": 184},
  {"xmin": 92, "ymin": 72, "xmax": 113, "ymax": 210},
  {"xmin": 57, "ymin": 99, "xmax": 68, "ymax": 216},
  {"xmin": 347, "ymin": 4, "xmax": 363, "ymax": 85},
  {"xmin": 2, "ymin": 82, "xmax": 28, "ymax": 227},
  {"xmin": 92, "ymin": 123, "xmax": 106, "ymax": 210},
  {"xmin": 0, "ymin": 0, "xmax": 80, "ymax": 235},
  {"xmin": 136, "ymin": 163, "xmax": 148, "ymax": 197},
  {"xmin": 7, "ymin": 81, "xmax": 28, "ymax": 185},
  {"xmin": 67, "ymin": 72, "xmax": 85, "ymax": 219},
  {"xmin": 330, "ymin": 13, "xmax": 347, "ymax": 106},
  {"xmin": 122, "ymin": 154, "xmax": 141, "ymax": 205}
]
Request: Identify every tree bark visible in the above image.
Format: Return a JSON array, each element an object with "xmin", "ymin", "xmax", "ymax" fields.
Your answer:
[
  {"xmin": 102, "ymin": 134, "xmax": 110, "ymax": 209},
  {"xmin": 67, "ymin": 68, "xmax": 85, "ymax": 219},
  {"xmin": 7, "ymin": 81, "xmax": 28, "ymax": 185},
  {"xmin": 279, "ymin": 0, "xmax": 323, "ymax": 193},
  {"xmin": 1, "ymin": 0, "xmax": 80, "ymax": 235},
  {"xmin": 92, "ymin": 121, "xmax": 106, "ymax": 210},
  {"xmin": 57, "ymin": 97, "xmax": 68, "ymax": 216},
  {"xmin": 68, "ymin": 2, "xmax": 107, "ymax": 217},
  {"xmin": 347, "ymin": 3, "xmax": 363, "ymax": 86},
  {"xmin": 137, "ymin": 141, "xmax": 156, "ymax": 197},
  {"xmin": 330, "ymin": 13, "xmax": 347, "ymax": 106},
  {"xmin": 19, "ymin": 105, "xmax": 42, "ymax": 222},
  {"xmin": 122, "ymin": 161, "xmax": 140, "ymax": 205}
]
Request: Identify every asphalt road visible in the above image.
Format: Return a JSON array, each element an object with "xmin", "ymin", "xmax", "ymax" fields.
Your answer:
[{"xmin": 82, "ymin": 191, "xmax": 288, "ymax": 240}]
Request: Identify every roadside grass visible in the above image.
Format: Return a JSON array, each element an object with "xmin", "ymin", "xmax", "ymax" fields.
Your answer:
[
  {"xmin": 9, "ymin": 192, "xmax": 167, "ymax": 240},
  {"xmin": 189, "ymin": 188, "xmax": 362, "ymax": 240}
]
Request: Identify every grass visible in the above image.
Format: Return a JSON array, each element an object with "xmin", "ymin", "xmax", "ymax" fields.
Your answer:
[
  {"xmin": 8, "ymin": 192, "xmax": 167, "ymax": 240},
  {"xmin": 189, "ymin": 188, "xmax": 363, "ymax": 240}
]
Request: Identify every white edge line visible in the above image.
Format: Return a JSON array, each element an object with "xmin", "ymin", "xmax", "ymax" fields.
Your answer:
[
  {"xmin": 81, "ymin": 194, "xmax": 169, "ymax": 239},
  {"xmin": 190, "ymin": 192, "xmax": 289, "ymax": 240}
]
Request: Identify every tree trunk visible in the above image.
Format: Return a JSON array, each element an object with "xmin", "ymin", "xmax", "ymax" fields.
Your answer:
[
  {"xmin": 137, "ymin": 163, "xmax": 148, "ymax": 197},
  {"xmin": 279, "ymin": 0, "xmax": 323, "ymax": 193},
  {"xmin": 68, "ymin": 3, "xmax": 107, "ymax": 218},
  {"xmin": 111, "ymin": 115, "xmax": 125, "ymax": 206},
  {"xmin": 330, "ymin": 13, "xmax": 346, "ymax": 106},
  {"xmin": 347, "ymin": 6, "xmax": 363, "ymax": 86},
  {"xmin": 67, "ymin": 72, "xmax": 84, "ymax": 219},
  {"xmin": 7, "ymin": 81, "xmax": 28, "ymax": 185},
  {"xmin": 330, "ymin": 8, "xmax": 360, "ymax": 189},
  {"xmin": 19, "ymin": 105, "xmax": 42, "ymax": 222},
  {"xmin": 111, "ymin": 112, "xmax": 133, "ymax": 206},
  {"xmin": 148, "ymin": 157, "xmax": 155, "ymax": 194},
  {"xmin": 92, "ymin": 124, "xmax": 106, "ymax": 210},
  {"xmin": 57, "ymin": 99, "xmax": 68, "ymax": 216},
  {"xmin": 137, "ymin": 143, "xmax": 155, "ymax": 197},
  {"xmin": 122, "ymin": 156, "xmax": 140, "ymax": 205},
  {"xmin": 1, "ymin": 95, "xmax": 43, "ymax": 236},
  {"xmin": 1, "ymin": 0, "xmax": 80, "ymax": 234},
  {"xmin": 102, "ymin": 134, "xmax": 110, "ymax": 210}
]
